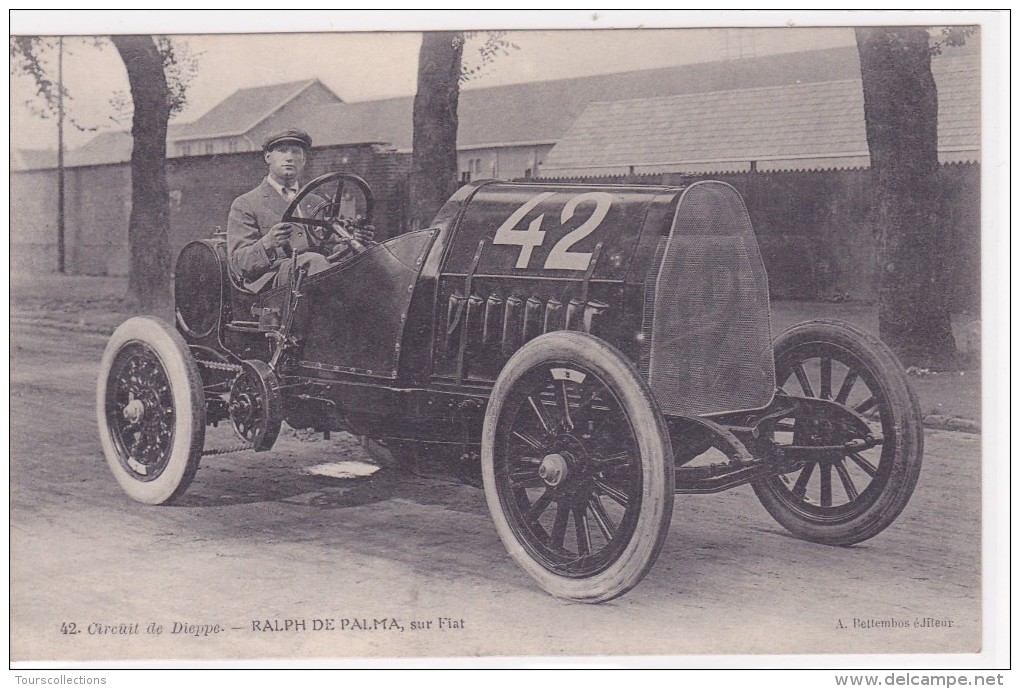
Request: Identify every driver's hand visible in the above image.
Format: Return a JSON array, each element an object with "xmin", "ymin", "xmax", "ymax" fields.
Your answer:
[
  {"xmin": 353, "ymin": 223, "xmax": 376, "ymax": 245},
  {"xmin": 263, "ymin": 222, "xmax": 295, "ymax": 250}
]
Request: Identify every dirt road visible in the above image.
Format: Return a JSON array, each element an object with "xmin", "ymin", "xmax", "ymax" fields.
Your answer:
[{"xmin": 10, "ymin": 324, "xmax": 982, "ymax": 662}]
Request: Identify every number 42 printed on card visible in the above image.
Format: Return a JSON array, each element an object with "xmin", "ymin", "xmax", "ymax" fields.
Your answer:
[{"xmin": 492, "ymin": 192, "xmax": 612, "ymax": 271}]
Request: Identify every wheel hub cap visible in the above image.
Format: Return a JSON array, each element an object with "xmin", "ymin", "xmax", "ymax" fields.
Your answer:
[
  {"xmin": 123, "ymin": 398, "xmax": 145, "ymax": 424},
  {"xmin": 538, "ymin": 453, "xmax": 569, "ymax": 487}
]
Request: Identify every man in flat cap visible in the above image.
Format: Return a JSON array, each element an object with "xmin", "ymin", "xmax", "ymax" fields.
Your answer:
[{"xmin": 227, "ymin": 128, "xmax": 373, "ymax": 292}]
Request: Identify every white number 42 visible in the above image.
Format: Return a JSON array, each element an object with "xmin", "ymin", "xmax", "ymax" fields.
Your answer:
[{"xmin": 492, "ymin": 191, "xmax": 612, "ymax": 271}]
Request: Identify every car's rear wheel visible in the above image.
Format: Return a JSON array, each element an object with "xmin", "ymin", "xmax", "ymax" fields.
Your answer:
[
  {"xmin": 97, "ymin": 316, "xmax": 205, "ymax": 505},
  {"xmin": 752, "ymin": 319, "xmax": 923, "ymax": 545},
  {"xmin": 482, "ymin": 332, "xmax": 674, "ymax": 603}
]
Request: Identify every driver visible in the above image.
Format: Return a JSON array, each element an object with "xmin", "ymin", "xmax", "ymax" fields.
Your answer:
[{"xmin": 227, "ymin": 128, "xmax": 374, "ymax": 292}]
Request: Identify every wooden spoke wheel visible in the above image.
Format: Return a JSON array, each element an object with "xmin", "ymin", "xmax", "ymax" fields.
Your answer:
[
  {"xmin": 482, "ymin": 332, "xmax": 674, "ymax": 603},
  {"xmin": 752, "ymin": 319, "xmax": 923, "ymax": 545},
  {"xmin": 97, "ymin": 316, "xmax": 205, "ymax": 505}
]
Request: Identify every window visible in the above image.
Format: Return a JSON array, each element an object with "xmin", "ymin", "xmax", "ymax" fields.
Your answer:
[
  {"xmin": 461, "ymin": 171, "xmax": 471, "ymax": 183},
  {"xmin": 205, "ymin": 142, "xmax": 215, "ymax": 155},
  {"xmin": 228, "ymin": 140, "xmax": 239, "ymax": 153},
  {"xmin": 179, "ymin": 143, "xmax": 191, "ymax": 156}
]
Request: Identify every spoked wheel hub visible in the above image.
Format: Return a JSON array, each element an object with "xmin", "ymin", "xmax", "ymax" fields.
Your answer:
[
  {"xmin": 537, "ymin": 431, "xmax": 590, "ymax": 485},
  {"xmin": 106, "ymin": 343, "xmax": 178, "ymax": 480},
  {"xmin": 482, "ymin": 331, "xmax": 675, "ymax": 603},
  {"xmin": 752, "ymin": 320, "xmax": 924, "ymax": 546},
  {"xmin": 122, "ymin": 398, "xmax": 145, "ymax": 425},
  {"xmin": 538, "ymin": 452, "xmax": 570, "ymax": 488},
  {"xmin": 97, "ymin": 316, "xmax": 206, "ymax": 505}
]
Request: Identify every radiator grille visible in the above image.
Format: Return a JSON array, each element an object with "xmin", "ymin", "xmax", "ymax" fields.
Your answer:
[{"xmin": 174, "ymin": 241, "xmax": 222, "ymax": 340}]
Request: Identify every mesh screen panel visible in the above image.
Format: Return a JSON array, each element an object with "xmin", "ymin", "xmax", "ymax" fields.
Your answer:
[
  {"xmin": 639, "ymin": 238, "xmax": 668, "ymax": 376},
  {"xmin": 648, "ymin": 182, "xmax": 775, "ymax": 416},
  {"xmin": 174, "ymin": 241, "xmax": 222, "ymax": 340}
]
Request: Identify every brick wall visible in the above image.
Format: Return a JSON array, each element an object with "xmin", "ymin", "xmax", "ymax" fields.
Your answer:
[
  {"xmin": 11, "ymin": 154, "xmax": 979, "ymax": 313},
  {"xmin": 11, "ymin": 144, "xmax": 411, "ymax": 278}
]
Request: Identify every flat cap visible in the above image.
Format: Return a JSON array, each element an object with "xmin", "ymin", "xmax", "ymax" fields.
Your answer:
[{"xmin": 262, "ymin": 128, "xmax": 312, "ymax": 152}]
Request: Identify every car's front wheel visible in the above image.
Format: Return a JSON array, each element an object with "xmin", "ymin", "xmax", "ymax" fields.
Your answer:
[
  {"xmin": 482, "ymin": 332, "xmax": 674, "ymax": 603},
  {"xmin": 752, "ymin": 319, "xmax": 923, "ymax": 545}
]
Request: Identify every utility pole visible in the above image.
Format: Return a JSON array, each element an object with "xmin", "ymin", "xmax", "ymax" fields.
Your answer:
[{"xmin": 57, "ymin": 36, "xmax": 66, "ymax": 273}]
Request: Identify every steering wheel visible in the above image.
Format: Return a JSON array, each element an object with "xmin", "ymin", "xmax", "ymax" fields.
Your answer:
[{"xmin": 281, "ymin": 172, "xmax": 375, "ymax": 261}]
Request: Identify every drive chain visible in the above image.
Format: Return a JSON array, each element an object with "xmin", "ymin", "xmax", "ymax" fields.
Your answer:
[
  {"xmin": 202, "ymin": 443, "xmax": 255, "ymax": 457},
  {"xmin": 196, "ymin": 359, "xmax": 250, "ymax": 456},
  {"xmin": 196, "ymin": 359, "xmax": 244, "ymax": 374}
]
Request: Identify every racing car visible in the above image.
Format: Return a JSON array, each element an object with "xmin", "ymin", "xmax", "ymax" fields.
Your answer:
[{"xmin": 97, "ymin": 173, "xmax": 923, "ymax": 602}]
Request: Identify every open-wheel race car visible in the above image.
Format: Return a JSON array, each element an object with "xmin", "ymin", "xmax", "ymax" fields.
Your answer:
[{"xmin": 97, "ymin": 173, "xmax": 923, "ymax": 603}]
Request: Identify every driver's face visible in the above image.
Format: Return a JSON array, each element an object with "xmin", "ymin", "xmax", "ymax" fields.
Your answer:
[{"xmin": 265, "ymin": 143, "xmax": 307, "ymax": 185}]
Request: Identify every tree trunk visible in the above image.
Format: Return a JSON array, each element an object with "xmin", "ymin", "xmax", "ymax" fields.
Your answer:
[
  {"xmin": 111, "ymin": 35, "xmax": 172, "ymax": 311},
  {"xmin": 408, "ymin": 31, "xmax": 463, "ymax": 233},
  {"xmin": 855, "ymin": 27, "xmax": 958, "ymax": 369}
]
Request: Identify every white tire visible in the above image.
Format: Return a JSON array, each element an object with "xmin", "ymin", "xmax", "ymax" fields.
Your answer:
[
  {"xmin": 482, "ymin": 331, "xmax": 674, "ymax": 603},
  {"xmin": 97, "ymin": 316, "xmax": 205, "ymax": 504}
]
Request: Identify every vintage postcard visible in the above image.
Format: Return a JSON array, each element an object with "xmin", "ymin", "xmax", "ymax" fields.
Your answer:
[{"xmin": 8, "ymin": 10, "xmax": 1008, "ymax": 671}]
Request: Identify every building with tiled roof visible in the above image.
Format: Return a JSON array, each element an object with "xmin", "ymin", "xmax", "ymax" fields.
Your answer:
[
  {"xmin": 65, "ymin": 124, "xmax": 193, "ymax": 167},
  {"xmin": 15, "ymin": 45, "xmax": 869, "ymax": 173},
  {"xmin": 11, "ymin": 79, "xmax": 342, "ymax": 170},
  {"xmin": 10, "ymin": 147, "xmax": 57, "ymax": 170},
  {"xmin": 10, "ymin": 41, "xmax": 981, "ymax": 306},
  {"xmin": 301, "ymin": 45, "xmax": 873, "ymax": 180},
  {"xmin": 172, "ymin": 78, "xmax": 342, "ymax": 156},
  {"xmin": 13, "ymin": 42, "xmax": 977, "ymax": 181},
  {"xmin": 301, "ymin": 45, "xmax": 868, "ymax": 153},
  {"xmin": 539, "ymin": 55, "xmax": 979, "ymax": 177}
]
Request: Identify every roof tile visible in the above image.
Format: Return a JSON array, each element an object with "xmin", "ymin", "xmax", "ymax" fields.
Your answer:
[
  {"xmin": 175, "ymin": 79, "xmax": 340, "ymax": 140},
  {"xmin": 20, "ymin": 43, "xmax": 978, "ymax": 171},
  {"xmin": 542, "ymin": 54, "xmax": 979, "ymax": 176},
  {"xmin": 300, "ymin": 45, "xmax": 870, "ymax": 150}
]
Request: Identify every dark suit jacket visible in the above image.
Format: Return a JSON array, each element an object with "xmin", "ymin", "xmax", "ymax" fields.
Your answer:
[{"xmin": 227, "ymin": 178, "xmax": 322, "ymax": 292}]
